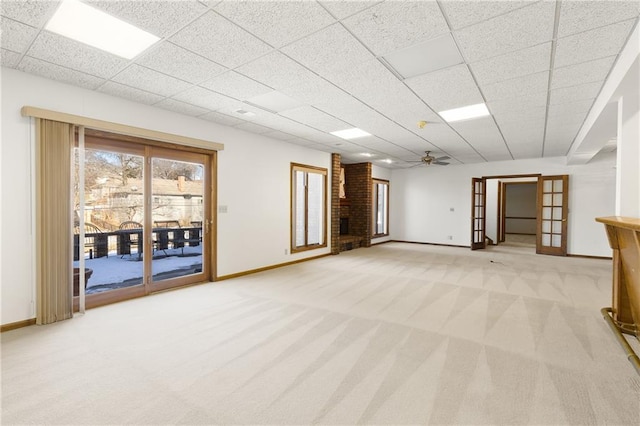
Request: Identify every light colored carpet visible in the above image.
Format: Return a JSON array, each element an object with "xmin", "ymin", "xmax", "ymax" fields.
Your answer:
[{"xmin": 2, "ymin": 242, "xmax": 640, "ymax": 425}]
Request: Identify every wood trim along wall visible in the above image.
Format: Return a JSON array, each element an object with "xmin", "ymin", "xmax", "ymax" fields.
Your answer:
[
  {"xmin": 1, "ymin": 318, "xmax": 36, "ymax": 332},
  {"xmin": 216, "ymin": 253, "xmax": 331, "ymax": 281},
  {"xmin": 21, "ymin": 106, "xmax": 224, "ymax": 152}
]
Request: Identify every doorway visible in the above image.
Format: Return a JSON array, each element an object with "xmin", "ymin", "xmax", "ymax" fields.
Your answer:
[
  {"xmin": 470, "ymin": 174, "xmax": 569, "ymax": 255},
  {"xmin": 73, "ymin": 129, "xmax": 214, "ymax": 308},
  {"xmin": 499, "ymin": 181, "xmax": 537, "ymax": 248}
]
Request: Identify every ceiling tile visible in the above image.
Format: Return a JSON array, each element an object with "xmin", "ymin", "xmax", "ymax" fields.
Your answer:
[
  {"xmin": 548, "ymin": 99, "xmax": 594, "ymax": 118},
  {"xmin": 455, "ymin": 1, "xmax": 555, "ymax": 63},
  {"xmin": 482, "ymin": 151, "xmax": 514, "ymax": 162},
  {"xmin": 494, "ymin": 106, "xmax": 547, "ymax": 127},
  {"xmin": 261, "ymin": 130, "xmax": 298, "ymax": 141},
  {"xmin": 98, "ymin": 81, "xmax": 165, "ymax": 105},
  {"xmin": 1, "ymin": 0, "xmax": 58, "ymax": 27},
  {"xmin": 172, "ymin": 86, "xmax": 240, "ymax": 111},
  {"xmin": 235, "ymin": 51, "xmax": 318, "ymax": 91},
  {"xmin": 155, "ymin": 98, "xmax": 209, "ymax": 117},
  {"xmin": 543, "ymin": 135, "xmax": 574, "ymax": 157},
  {"xmin": 170, "ymin": 11, "xmax": 272, "ymax": 68},
  {"xmin": 1, "ymin": 17, "xmax": 38, "ymax": 52},
  {"xmin": 557, "ymin": 1, "xmax": 640, "ymax": 38},
  {"xmin": 27, "ymin": 32, "xmax": 128, "ymax": 79},
  {"xmin": 406, "ymin": 64, "xmax": 484, "ymax": 112},
  {"xmin": 233, "ymin": 121, "xmax": 274, "ymax": 135},
  {"xmin": 547, "ymin": 112, "xmax": 587, "ymax": 129},
  {"xmin": 487, "ymin": 92, "xmax": 548, "ymax": 115},
  {"xmin": 17, "ymin": 56, "xmax": 105, "ymax": 89},
  {"xmin": 449, "ymin": 116, "xmax": 510, "ymax": 156},
  {"xmin": 280, "ymin": 75, "xmax": 349, "ymax": 106},
  {"xmin": 554, "ymin": 20, "xmax": 635, "ymax": 68},
  {"xmin": 1, "ymin": 48, "xmax": 21, "ymax": 67},
  {"xmin": 245, "ymin": 91, "xmax": 304, "ymax": 113},
  {"xmin": 549, "ymin": 81, "xmax": 602, "ymax": 105},
  {"xmin": 199, "ymin": 111, "xmax": 246, "ymax": 127},
  {"xmin": 88, "ymin": 0, "xmax": 208, "ymax": 38},
  {"xmin": 551, "ymin": 55, "xmax": 616, "ymax": 90},
  {"xmin": 510, "ymin": 143, "xmax": 544, "ymax": 160},
  {"xmin": 471, "ymin": 43, "xmax": 551, "ymax": 86},
  {"xmin": 383, "ymin": 34, "xmax": 463, "ymax": 79},
  {"xmin": 281, "ymin": 23, "xmax": 374, "ymax": 77},
  {"xmin": 342, "ymin": 0, "xmax": 448, "ymax": 55},
  {"xmin": 329, "ymin": 59, "xmax": 440, "ymax": 127},
  {"xmin": 482, "ymin": 71, "xmax": 549, "ymax": 103},
  {"xmin": 318, "ymin": 1, "xmax": 381, "ymax": 20},
  {"xmin": 416, "ymin": 122, "xmax": 471, "ymax": 149},
  {"xmin": 113, "ymin": 64, "xmax": 191, "ymax": 97},
  {"xmin": 135, "ymin": 42, "xmax": 226, "ymax": 84},
  {"xmin": 280, "ymin": 106, "xmax": 351, "ymax": 133},
  {"xmin": 441, "ymin": 1, "xmax": 537, "ymax": 30},
  {"xmin": 214, "ymin": 1, "xmax": 335, "ymax": 48},
  {"xmin": 501, "ymin": 121, "xmax": 544, "ymax": 156},
  {"xmin": 200, "ymin": 71, "xmax": 272, "ymax": 100}
]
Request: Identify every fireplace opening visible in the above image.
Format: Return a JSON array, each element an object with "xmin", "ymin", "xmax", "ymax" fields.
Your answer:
[{"xmin": 340, "ymin": 218, "xmax": 349, "ymax": 235}]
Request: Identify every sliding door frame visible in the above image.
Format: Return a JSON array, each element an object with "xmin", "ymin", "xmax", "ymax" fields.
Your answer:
[{"xmin": 77, "ymin": 129, "xmax": 217, "ymax": 309}]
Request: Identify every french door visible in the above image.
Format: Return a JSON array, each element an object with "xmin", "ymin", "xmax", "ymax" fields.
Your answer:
[
  {"xmin": 536, "ymin": 175, "xmax": 569, "ymax": 256},
  {"xmin": 74, "ymin": 131, "xmax": 213, "ymax": 308},
  {"xmin": 470, "ymin": 175, "xmax": 569, "ymax": 255},
  {"xmin": 471, "ymin": 177, "xmax": 486, "ymax": 250}
]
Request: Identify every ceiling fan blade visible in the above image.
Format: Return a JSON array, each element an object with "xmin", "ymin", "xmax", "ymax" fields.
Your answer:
[
  {"xmin": 435, "ymin": 156, "xmax": 450, "ymax": 161},
  {"xmin": 433, "ymin": 161, "xmax": 450, "ymax": 166}
]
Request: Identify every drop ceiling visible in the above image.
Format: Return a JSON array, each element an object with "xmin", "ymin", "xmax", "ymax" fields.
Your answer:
[{"xmin": 1, "ymin": 0, "xmax": 639, "ymax": 168}]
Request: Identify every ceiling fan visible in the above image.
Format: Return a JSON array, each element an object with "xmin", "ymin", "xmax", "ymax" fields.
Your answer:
[{"xmin": 417, "ymin": 151, "xmax": 451, "ymax": 166}]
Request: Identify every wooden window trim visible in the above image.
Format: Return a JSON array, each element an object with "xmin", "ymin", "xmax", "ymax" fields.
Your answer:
[
  {"xmin": 291, "ymin": 163, "xmax": 328, "ymax": 253},
  {"xmin": 372, "ymin": 178, "xmax": 390, "ymax": 238}
]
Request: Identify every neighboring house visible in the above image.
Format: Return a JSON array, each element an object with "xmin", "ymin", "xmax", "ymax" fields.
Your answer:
[{"xmin": 86, "ymin": 176, "xmax": 204, "ymax": 228}]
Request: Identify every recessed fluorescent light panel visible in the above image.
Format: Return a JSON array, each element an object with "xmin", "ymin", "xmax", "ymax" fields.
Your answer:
[
  {"xmin": 330, "ymin": 128, "xmax": 371, "ymax": 140},
  {"xmin": 382, "ymin": 34, "xmax": 463, "ymax": 79},
  {"xmin": 382, "ymin": 159, "xmax": 393, "ymax": 164},
  {"xmin": 245, "ymin": 91, "xmax": 303, "ymax": 113},
  {"xmin": 439, "ymin": 103, "xmax": 490, "ymax": 123},
  {"xmin": 45, "ymin": 0, "xmax": 159, "ymax": 59},
  {"xmin": 360, "ymin": 153, "xmax": 374, "ymax": 157}
]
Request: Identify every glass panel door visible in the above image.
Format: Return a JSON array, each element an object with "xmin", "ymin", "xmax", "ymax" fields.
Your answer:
[
  {"xmin": 536, "ymin": 175, "xmax": 569, "ymax": 256},
  {"xmin": 471, "ymin": 177, "xmax": 486, "ymax": 250},
  {"xmin": 150, "ymin": 150, "xmax": 208, "ymax": 291},
  {"xmin": 73, "ymin": 143, "xmax": 146, "ymax": 301}
]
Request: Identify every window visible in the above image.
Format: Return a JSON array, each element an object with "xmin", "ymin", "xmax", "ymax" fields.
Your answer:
[
  {"xmin": 372, "ymin": 179, "xmax": 389, "ymax": 237},
  {"xmin": 291, "ymin": 163, "xmax": 327, "ymax": 252}
]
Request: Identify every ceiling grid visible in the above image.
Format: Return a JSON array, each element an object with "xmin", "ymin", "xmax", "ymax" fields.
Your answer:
[{"xmin": 1, "ymin": 0, "xmax": 638, "ymax": 168}]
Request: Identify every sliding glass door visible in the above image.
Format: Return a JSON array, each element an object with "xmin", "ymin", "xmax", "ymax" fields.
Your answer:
[
  {"xmin": 73, "ymin": 131, "xmax": 212, "ymax": 307},
  {"xmin": 149, "ymin": 148, "xmax": 208, "ymax": 291}
]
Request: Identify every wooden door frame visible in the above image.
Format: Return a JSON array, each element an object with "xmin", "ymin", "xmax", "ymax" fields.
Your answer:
[{"xmin": 472, "ymin": 174, "xmax": 541, "ymax": 251}]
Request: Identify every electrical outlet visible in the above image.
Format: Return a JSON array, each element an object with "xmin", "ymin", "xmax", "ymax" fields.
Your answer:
[
  {"xmin": 447, "ymin": 235, "xmax": 453, "ymax": 240},
  {"xmin": 450, "ymin": 207, "xmax": 455, "ymax": 212},
  {"xmin": 284, "ymin": 249, "xmax": 288, "ymax": 255},
  {"xmin": 218, "ymin": 205, "xmax": 228, "ymax": 213}
]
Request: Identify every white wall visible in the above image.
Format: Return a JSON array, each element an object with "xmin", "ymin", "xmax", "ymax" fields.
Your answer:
[
  {"xmin": 1, "ymin": 69, "xmax": 331, "ymax": 325},
  {"xmin": 390, "ymin": 153, "xmax": 617, "ymax": 257}
]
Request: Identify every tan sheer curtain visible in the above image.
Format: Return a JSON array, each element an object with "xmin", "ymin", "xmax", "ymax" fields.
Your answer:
[{"xmin": 36, "ymin": 119, "xmax": 73, "ymax": 324}]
